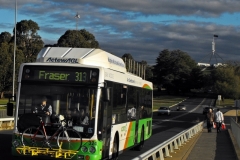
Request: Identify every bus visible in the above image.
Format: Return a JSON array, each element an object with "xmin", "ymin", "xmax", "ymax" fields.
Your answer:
[{"xmin": 9, "ymin": 47, "xmax": 153, "ymax": 160}]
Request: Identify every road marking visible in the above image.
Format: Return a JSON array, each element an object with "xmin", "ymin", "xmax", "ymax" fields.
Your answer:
[{"xmin": 152, "ymin": 98, "xmax": 207, "ymax": 127}]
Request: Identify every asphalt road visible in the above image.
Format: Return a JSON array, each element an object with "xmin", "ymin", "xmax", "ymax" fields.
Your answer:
[{"xmin": 1, "ymin": 97, "xmax": 218, "ymax": 160}]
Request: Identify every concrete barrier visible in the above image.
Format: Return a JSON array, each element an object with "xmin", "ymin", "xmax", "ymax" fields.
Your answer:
[
  {"xmin": 230, "ymin": 118, "xmax": 240, "ymax": 146},
  {"xmin": 0, "ymin": 117, "xmax": 14, "ymax": 130},
  {"xmin": 230, "ymin": 118, "xmax": 240, "ymax": 159}
]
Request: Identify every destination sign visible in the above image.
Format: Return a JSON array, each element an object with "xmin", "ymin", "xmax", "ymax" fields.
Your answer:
[
  {"xmin": 37, "ymin": 70, "xmax": 87, "ymax": 81},
  {"xmin": 22, "ymin": 66, "xmax": 99, "ymax": 83}
]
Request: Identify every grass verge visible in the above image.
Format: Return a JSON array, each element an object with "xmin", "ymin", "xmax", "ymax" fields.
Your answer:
[
  {"xmin": 153, "ymin": 95, "xmax": 188, "ymax": 110},
  {"xmin": 0, "ymin": 98, "xmax": 15, "ymax": 109},
  {"xmin": 215, "ymin": 99, "xmax": 234, "ymax": 108}
]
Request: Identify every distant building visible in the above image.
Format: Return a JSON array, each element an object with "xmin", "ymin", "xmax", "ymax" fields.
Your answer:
[
  {"xmin": 197, "ymin": 63, "xmax": 210, "ymax": 67},
  {"xmin": 197, "ymin": 62, "xmax": 226, "ymax": 68},
  {"xmin": 213, "ymin": 63, "xmax": 227, "ymax": 67}
]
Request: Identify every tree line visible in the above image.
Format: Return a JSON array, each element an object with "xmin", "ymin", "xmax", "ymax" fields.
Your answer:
[
  {"xmin": 153, "ymin": 49, "xmax": 240, "ymax": 100},
  {"xmin": 0, "ymin": 19, "xmax": 240, "ymax": 99}
]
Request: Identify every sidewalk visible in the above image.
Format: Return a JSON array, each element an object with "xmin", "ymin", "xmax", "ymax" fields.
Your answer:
[
  {"xmin": 186, "ymin": 128, "xmax": 236, "ymax": 160},
  {"xmin": 186, "ymin": 110, "xmax": 239, "ymax": 160}
]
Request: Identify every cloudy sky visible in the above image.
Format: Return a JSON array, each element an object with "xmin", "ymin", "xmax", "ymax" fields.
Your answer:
[{"xmin": 0, "ymin": 0, "xmax": 240, "ymax": 65}]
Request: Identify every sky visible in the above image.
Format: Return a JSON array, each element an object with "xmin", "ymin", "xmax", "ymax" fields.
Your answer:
[{"xmin": 0, "ymin": 0, "xmax": 240, "ymax": 66}]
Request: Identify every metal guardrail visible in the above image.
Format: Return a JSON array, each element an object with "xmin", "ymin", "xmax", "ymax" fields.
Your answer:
[{"xmin": 132, "ymin": 121, "xmax": 204, "ymax": 160}]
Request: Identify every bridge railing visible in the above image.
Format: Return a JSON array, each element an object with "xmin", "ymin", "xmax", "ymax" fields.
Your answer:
[
  {"xmin": 230, "ymin": 118, "xmax": 240, "ymax": 147},
  {"xmin": 132, "ymin": 121, "xmax": 204, "ymax": 160}
]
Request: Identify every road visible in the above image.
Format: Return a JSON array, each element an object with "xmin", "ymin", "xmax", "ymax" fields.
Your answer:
[{"xmin": 1, "ymin": 97, "xmax": 219, "ymax": 160}]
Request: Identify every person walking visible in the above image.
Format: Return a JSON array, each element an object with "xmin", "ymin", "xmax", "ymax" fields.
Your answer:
[
  {"xmin": 206, "ymin": 108, "xmax": 214, "ymax": 132},
  {"xmin": 215, "ymin": 108, "xmax": 224, "ymax": 133}
]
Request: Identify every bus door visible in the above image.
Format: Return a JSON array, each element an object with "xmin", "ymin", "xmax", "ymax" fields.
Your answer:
[
  {"xmin": 134, "ymin": 91, "xmax": 139, "ymax": 145},
  {"xmin": 99, "ymin": 90, "xmax": 112, "ymax": 159}
]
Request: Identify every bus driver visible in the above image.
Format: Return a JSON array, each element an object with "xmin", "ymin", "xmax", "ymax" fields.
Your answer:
[{"xmin": 33, "ymin": 96, "xmax": 52, "ymax": 116}]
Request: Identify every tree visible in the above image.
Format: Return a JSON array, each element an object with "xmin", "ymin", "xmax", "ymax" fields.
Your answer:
[
  {"xmin": 189, "ymin": 67, "xmax": 205, "ymax": 89},
  {"xmin": 0, "ymin": 41, "xmax": 25, "ymax": 98},
  {"xmin": 0, "ymin": 32, "xmax": 11, "ymax": 44},
  {"xmin": 12, "ymin": 19, "xmax": 44, "ymax": 62},
  {"xmin": 57, "ymin": 29, "xmax": 99, "ymax": 48},
  {"xmin": 153, "ymin": 49, "xmax": 198, "ymax": 93},
  {"xmin": 212, "ymin": 65, "xmax": 240, "ymax": 99},
  {"xmin": 122, "ymin": 53, "xmax": 134, "ymax": 60},
  {"xmin": 79, "ymin": 29, "xmax": 99, "ymax": 48},
  {"xmin": 0, "ymin": 19, "xmax": 42, "ymax": 97},
  {"xmin": 0, "ymin": 42, "xmax": 12, "ymax": 98}
]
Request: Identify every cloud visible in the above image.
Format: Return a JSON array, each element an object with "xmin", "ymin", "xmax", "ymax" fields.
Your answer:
[
  {"xmin": 49, "ymin": 0, "xmax": 240, "ymax": 16},
  {"xmin": 0, "ymin": 0, "xmax": 240, "ymax": 66}
]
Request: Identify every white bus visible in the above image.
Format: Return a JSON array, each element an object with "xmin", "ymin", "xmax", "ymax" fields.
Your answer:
[{"xmin": 9, "ymin": 47, "xmax": 153, "ymax": 160}]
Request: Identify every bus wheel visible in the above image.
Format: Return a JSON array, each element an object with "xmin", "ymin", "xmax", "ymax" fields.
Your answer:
[
  {"xmin": 135, "ymin": 129, "xmax": 144, "ymax": 151},
  {"xmin": 111, "ymin": 138, "xmax": 118, "ymax": 160}
]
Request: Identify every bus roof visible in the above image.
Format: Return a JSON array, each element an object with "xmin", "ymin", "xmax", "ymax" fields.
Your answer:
[{"xmin": 36, "ymin": 47, "xmax": 126, "ymax": 73}]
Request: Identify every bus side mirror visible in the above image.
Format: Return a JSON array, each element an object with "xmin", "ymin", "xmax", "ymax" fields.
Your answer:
[
  {"xmin": 7, "ymin": 103, "xmax": 13, "ymax": 116},
  {"xmin": 103, "ymin": 88, "xmax": 110, "ymax": 102}
]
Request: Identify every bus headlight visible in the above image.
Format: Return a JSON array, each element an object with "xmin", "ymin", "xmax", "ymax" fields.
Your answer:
[
  {"xmin": 89, "ymin": 146, "xmax": 96, "ymax": 153},
  {"xmin": 81, "ymin": 146, "xmax": 88, "ymax": 153}
]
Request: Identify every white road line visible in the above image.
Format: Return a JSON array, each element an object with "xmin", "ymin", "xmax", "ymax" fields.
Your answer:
[{"xmin": 152, "ymin": 98, "xmax": 207, "ymax": 126}]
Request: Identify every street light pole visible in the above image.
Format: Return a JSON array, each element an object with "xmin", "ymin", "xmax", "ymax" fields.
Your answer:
[{"xmin": 12, "ymin": 0, "xmax": 17, "ymax": 101}]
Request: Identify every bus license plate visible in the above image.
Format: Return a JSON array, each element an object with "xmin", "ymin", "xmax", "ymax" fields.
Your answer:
[{"xmin": 73, "ymin": 126, "xmax": 84, "ymax": 132}]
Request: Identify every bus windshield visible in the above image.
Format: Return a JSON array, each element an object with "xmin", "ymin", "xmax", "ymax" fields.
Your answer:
[{"xmin": 17, "ymin": 83, "xmax": 98, "ymax": 138}]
